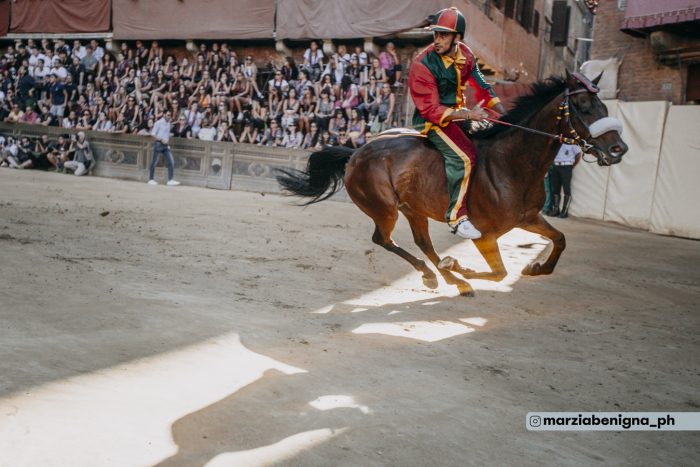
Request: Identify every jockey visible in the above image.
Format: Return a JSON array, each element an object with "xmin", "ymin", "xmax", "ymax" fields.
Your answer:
[{"xmin": 408, "ymin": 7, "xmax": 506, "ymax": 239}]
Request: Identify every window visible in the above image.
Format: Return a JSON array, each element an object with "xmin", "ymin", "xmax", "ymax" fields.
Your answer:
[
  {"xmin": 533, "ymin": 10, "xmax": 540, "ymax": 37},
  {"xmin": 551, "ymin": 0, "xmax": 570, "ymax": 47},
  {"xmin": 505, "ymin": 0, "xmax": 516, "ymax": 18},
  {"xmin": 517, "ymin": 0, "xmax": 535, "ymax": 32}
]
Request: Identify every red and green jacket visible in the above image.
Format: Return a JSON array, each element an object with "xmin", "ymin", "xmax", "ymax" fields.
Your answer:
[{"xmin": 408, "ymin": 42, "xmax": 500, "ymax": 134}]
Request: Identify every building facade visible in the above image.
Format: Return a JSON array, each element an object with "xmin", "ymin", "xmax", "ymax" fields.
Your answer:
[{"xmin": 590, "ymin": 0, "xmax": 700, "ymax": 104}]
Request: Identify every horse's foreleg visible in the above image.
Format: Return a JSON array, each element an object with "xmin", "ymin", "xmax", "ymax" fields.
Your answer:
[
  {"xmin": 404, "ymin": 212, "xmax": 474, "ymax": 297},
  {"xmin": 519, "ymin": 214, "xmax": 566, "ymax": 276},
  {"xmin": 440, "ymin": 235, "xmax": 507, "ymax": 282}
]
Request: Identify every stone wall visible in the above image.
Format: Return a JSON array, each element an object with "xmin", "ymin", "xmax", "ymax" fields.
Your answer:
[{"xmin": 0, "ymin": 123, "xmax": 317, "ymax": 196}]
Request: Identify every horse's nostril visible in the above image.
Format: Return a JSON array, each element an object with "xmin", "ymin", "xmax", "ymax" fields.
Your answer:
[{"xmin": 609, "ymin": 145, "xmax": 625, "ymax": 157}]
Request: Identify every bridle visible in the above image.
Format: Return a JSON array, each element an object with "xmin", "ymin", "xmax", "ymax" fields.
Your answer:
[{"xmin": 484, "ymin": 73, "xmax": 622, "ymax": 162}]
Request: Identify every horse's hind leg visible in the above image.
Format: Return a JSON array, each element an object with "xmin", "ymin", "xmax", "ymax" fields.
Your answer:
[
  {"xmin": 403, "ymin": 212, "xmax": 474, "ymax": 296},
  {"xmin": 370, "ymin": 211, "xmax": 439, "ymax": 290}
]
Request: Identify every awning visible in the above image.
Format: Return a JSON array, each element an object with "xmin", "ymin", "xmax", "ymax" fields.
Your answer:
[
  {"xmin": 621, "ymin": 0, "xmax": 700, "ymax": 31},
  {"xmin": 10, "ymin": 0, "xmax": 110, "ymax": 34}
]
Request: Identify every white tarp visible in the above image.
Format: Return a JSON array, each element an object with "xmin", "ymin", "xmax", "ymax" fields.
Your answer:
[
  {"xmin": 650, "ymin": 105, "xmax": 700, "ymax": 239},
  {"xmin": 603, "ymin": 101, "xmax": 668, "ymax": 230},
  {"xmin": 569, "ymin": 101, "xmax": 699, "ymax": 240},
  {"xmin": 569, "ymin": 100, "xmax": 616, "ymax": 220}
]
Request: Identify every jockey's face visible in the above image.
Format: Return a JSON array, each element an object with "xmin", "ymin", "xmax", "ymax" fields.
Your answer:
[{"xmin": 433, "ymin": 31, "xmax": 457, "ymax": 56}]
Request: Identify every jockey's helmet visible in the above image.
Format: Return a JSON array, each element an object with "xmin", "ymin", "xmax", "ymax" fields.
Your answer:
[{"xmin": 428, "ymin": 7, "xmax": 467, "ymax": 39}]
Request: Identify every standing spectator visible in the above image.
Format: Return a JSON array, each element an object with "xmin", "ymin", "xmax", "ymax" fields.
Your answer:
[
  {"xmin": 81, "ymin": 46, "xmax": 99, "ymax": 81},
  {"xmin": 48, "ymin": 73, "xmax": 67, "ymax": 118},
  {"xmin": 379, "ymin": 42, "xmax": 402, "ymax": 86},
  {"xmin": 148, "ymin": 110, "xmax": 180, "ymax": 185},
  {"xmin": 303, "ymin": 41, "xmax": 324, "ymax": 81},
  {"xmin": 90, "ymin": 40, "xmax": 105, "ymax": 61},
  {"xmin": 63, "ymin": 132, "xmax": 95, "ymax": 176},
  {"xmin": 546, "ymin": 143, "xmax": 582, "ymax": 218}
]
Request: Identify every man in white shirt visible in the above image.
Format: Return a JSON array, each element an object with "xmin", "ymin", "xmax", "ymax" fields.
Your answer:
[
  {"xmin": 148, "ymin": 110, "xmax": 180, "ymax": 186},
  {"xmin": 547, "ymin": 143, "xmax": 582, "ymax": 218}
]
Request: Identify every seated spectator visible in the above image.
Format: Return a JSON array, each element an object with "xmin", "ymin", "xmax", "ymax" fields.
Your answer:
[
  {"xmin": 63, "ymin": 131, "xmax": 94, "ymax": 176},
  {"xmin": 30, "ymin": 135, "xmax": 53, "ymax": 170},
  {"xmin": 20, "ymin": 105, "xmax": 39, "ymax": 124},
  {"xmin": 93, "ymin": 111, "xmax": 113, "ymax": 131},
  {"xmin": 280, "ymin": 87, "xmax": 300, "ymax": 129},
  {"xmin": 302, "ymin": 120, "xmax": 321, "ymax": 149},
  {"xmin": 239, "ymin": 120, "xmax": 259, "ymax": 144},
  {"xmin": 368, "ymin": 57, "xmax": 387, "ymax": 83},
  {"xmin": 347, "ymin": 108, "xmax": 366, "ymax": 148},
  {"xmin": 0, "ymin": 136, "xmax": 18, "ymax": 167},
  {"xmin": 6, "ymin": 136, "xmax": 34, "ymax": 169},
  {"xmin": 172, "ymin": 114, "xmax": 192, "ymax": 139},
  {"xmin": 282, "ymin": 120, "xmax": 303, "ymax": 148},
  {"xmin": 197, "ymin": 118, "xmax": 216, "ymax": 141},
  {"xmin": 371, "ymin": 83, "xmax": 396, "ymax": 133},
  {"xmin": 339, "ymin": 75, "xmax": 359, "ymax": 113},
  {"xmin": 47, "ymin": 134, "xmax": 73, "ymax": 171},
  {"xmin": 379, "ymin": 42, "xmax": 402, "ymax": 86},
  {"xmin": 328, "ymin": 108, "xmax": 347, "ymax": 138},
  {"xmin": 62, "ymin": 110, "xmax": 78, "ymax": 129},
  {"xmin": 258, "ymin": 118, "xmax": 283, "ymax": 147}
]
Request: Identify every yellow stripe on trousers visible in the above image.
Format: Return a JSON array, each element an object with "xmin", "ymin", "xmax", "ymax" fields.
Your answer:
[{"xmin": 434, "ymin": 127, "xmax": 472, "ymax": 225}]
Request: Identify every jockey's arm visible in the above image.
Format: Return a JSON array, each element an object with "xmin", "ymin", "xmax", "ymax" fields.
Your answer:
[{"xmin": 467, "ymin": 50, "xmax": 506, "ymax": 116}]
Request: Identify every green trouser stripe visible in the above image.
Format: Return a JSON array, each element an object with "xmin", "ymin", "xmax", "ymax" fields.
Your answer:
[{"xmin": 428, "ymin": 129, "xmax": 466, "ymax": 225}]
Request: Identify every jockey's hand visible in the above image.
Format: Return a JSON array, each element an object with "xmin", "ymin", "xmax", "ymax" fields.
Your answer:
[{"xmin": 468, "ymin": 100, "xmax": 489, "ymax": 122}]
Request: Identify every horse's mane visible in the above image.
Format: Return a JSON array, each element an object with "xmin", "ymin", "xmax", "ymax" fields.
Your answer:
[{"xmin": 470, "ymin": 75, "xmax": 566, "ymax": 140}]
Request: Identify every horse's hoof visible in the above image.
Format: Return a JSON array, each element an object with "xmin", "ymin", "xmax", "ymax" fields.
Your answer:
[
  {"xmin": 438, "ymin": 256, "xmax": 454, "ymax": 270},
  {"xmin": 457, "ymin": 283, "xmax": 475, "ymax": 297},
  {"xmin": 522, "ymin": 262, "xmax": 542, "ymax": 276},
  {"xmin": 423, "ymin": 274, "xmax": 439, "ymax": 289}
]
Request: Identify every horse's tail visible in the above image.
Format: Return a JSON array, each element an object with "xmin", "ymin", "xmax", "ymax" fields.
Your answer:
[{"xmin": 276, "ymin": 146, "xmax": 354, "ymax": 205}]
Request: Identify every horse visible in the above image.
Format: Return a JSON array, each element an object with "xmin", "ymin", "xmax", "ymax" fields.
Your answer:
[{"xmin": 277, "ymin": 71, "xmax": 628, "ymax": 296}]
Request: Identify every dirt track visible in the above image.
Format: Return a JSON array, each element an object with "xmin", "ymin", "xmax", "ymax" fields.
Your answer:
[{"xmin": 0, "ymin": 170, "xmax": 698, "ymax": 467}]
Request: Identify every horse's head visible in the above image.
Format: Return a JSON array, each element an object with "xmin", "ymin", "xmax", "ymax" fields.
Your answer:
[{"xmin": 564, "ymin": 70, "xmax": 628, "ymax": 166}]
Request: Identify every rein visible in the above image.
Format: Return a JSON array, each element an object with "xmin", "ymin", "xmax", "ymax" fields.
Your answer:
[{"xmin": 482, "ymin": 88, "xmax": 593, "ymax": 153}]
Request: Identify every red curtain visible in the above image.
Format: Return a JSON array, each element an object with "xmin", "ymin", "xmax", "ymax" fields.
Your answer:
[
  {"xmin": 10, "ymin": 0, "xmax": 110, "ymax": 34},
  {"xmin": 0, "ymin": 0, "xmax": 9, "ymax": 37}
]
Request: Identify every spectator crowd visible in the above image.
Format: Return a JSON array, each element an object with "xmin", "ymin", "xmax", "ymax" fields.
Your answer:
[{"xmin": 0, "ymin": 38, "xmax": 403, "ymax": 154}]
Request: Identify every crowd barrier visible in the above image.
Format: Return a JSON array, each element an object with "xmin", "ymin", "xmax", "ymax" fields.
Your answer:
[
  {"xmin": 570, "ymin": 101, "xmax": 700, "ymax": 240},
  {"xmin": 0, "ymin": 122, "xmax": 313, "ymax": 195}
]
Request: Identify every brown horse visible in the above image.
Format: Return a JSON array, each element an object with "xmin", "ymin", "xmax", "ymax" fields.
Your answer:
[{"xmin": 277, "ymin": 72, "xmax": 628, "ymax": 296}]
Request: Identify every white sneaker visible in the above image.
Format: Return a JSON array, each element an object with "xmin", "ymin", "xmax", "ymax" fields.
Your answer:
[
  {"xmin": 453, "ymin": 219, "xmax": 482, "ymax": 239},
  {"xmin": 166, "ymin": 180, "xmax": 181, "ymax": 186},
  {"xmin": 147, "ymin": 179, "xmax": 158, "ymax": 185}
]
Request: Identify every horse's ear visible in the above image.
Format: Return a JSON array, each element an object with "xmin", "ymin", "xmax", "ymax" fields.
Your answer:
[
  {"xmin": 564, "ymin": 69, "xmax": 577, "ymax": 88},
  {"xmin": 592, "ymin": 71, "xmax": 604, "ymax": 85}
]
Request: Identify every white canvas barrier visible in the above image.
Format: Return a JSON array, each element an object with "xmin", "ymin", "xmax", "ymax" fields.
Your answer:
[
  {"xmin": 650, "ymin": 106, "xmax": 700, "ymax": 239},
  {"xmin": 570, "ymin": 101, "xmax": 700, "ymax": 239},
  {"xmin": 603, "ymin": 101, "xmax": 668, "ymax": 229}
]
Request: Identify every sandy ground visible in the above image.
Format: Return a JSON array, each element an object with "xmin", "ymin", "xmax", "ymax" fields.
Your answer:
[{"xmin": 0, "ymin": 169, "xmax": 698, "ymax": 467}]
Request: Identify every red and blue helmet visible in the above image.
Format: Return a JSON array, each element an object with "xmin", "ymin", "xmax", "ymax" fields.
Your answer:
[{"xmin": 428, "ymin": 7, "xmax": 467, "ymax": 39}]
